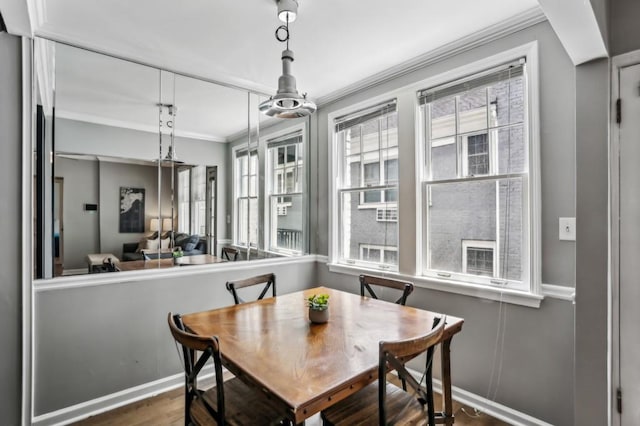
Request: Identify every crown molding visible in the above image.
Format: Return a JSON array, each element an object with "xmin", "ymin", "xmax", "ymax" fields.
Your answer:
[
  {"xmin": 55, "ymin": 110, "xmax": 228, "ymax": 143},
  {"xmin": 316, "ymin": 6, "xmax": 546, "ymax": 108}
]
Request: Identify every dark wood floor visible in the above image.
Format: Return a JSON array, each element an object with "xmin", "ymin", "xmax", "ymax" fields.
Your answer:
[{"xmin": 73, "ymin": 383, "xmax": 509, "ymax": 426}]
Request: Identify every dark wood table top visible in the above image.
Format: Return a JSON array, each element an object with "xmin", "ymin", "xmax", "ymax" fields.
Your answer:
[
  {"xmin": 118, "ymin": 255, "xmax": 224, "ymax": 271},
  {"xmin": 181, "ymin": 286, "xmax": 464, "ymax": 423}
]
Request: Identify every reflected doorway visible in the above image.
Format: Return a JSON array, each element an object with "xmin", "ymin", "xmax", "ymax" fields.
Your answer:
[
  {"xmin": 53, "ymin": 177, "xmax": 64, "ymax": 277},
  {"xmin": 206, "ymin": 167, "xmax": 217, "ymax": 256}
]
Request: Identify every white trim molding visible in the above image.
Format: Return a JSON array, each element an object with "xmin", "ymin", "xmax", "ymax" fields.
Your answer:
[
  {"xmin": 22, "ymin": 36, "xmax": 34, "ymax": 426},
  {"xmin": 608, "ymin": 49, "xmax": 640, "ymax": 426},
  {"xmin": 321, "ymin": 259, "xmax": 575, "ymax": 307},
  {"xmin": 431, "ymin": 378, "xmax": 553, "ymax": 426},
  {"xmin": 396, "ymin": 368, "xmax": 553, "ymax": 426},
  {"xmin": 34, "ymin": 254, "xmax": 320, "ymax": 293},
  {"xmin": 31, "ymin": 365, "xmax": 229, "ymax": 426}
]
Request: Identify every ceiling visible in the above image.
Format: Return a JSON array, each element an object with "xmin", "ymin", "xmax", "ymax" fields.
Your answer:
[{"xmin": 34, "ymin": 0, "xmax": 542, "ymax": 141}]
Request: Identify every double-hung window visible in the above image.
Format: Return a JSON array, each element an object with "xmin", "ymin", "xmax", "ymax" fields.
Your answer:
[
  {"xmin": 334, "ymin": 100, "xmax": 398, "ymax": 270},
  {"xmin": 234, "ymin": 149, "xmax": 258, "ymax": 247},
  {"xmin": 419, "ymin": 59, "xmax": 531, "ymax": 291},
  {"xmin": 267, "ymin": 131, "xmax": 305, "ymax": 253},
  {"xmin": 176, "ymin": 165, "xmax": 207, "ymax": 235},
  {"xmin": 177, "ymin": 168, "xmax": 191, "ymax": 234}
]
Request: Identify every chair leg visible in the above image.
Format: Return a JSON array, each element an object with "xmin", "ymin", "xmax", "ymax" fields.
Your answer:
[{"xmin": 426, "ymin": 368, "xmax": 435, "ymax": 426}]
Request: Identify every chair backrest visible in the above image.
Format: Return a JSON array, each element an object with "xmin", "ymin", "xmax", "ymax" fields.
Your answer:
[
  {"xmin": 378, "ymin": 316, "xmax": 446, "ymax": 426},
  {"xmin": 221, "ymin": 246, "xmax": 239, "ymax": 261},
  {"xmin": 225, "ymin": 273, "xmax": 276, "ymax": 305},
  {"xmin": 359, "ymin": 274, "xmax": 414, "ymax": 305},
  {"xmin": 167, "ymin": 313, "xmax": 226, "ymax": 425}
]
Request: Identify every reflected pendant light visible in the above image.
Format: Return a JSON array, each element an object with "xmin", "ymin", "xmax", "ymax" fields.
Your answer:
[{"xmin": 259, "ymin": 0, "xmax": 316, "ymax": 119}]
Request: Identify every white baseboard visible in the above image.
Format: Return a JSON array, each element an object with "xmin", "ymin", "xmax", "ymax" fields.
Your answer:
[
  {"xmin": 401, "ymin": 368, "xmax": 552, "ymax": 426},
  {"xmin": 432, "ymin": 379, "xmax": 553, "ymax": 426},
  {"xmin": 32, "ymin": 366, "xmax": 218, "ymax": 426}
]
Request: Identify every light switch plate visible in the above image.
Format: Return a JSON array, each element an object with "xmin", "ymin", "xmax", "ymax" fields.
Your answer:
[{"xmin": 559, "ymin": 217, "xmax": 576, "ymax": 241}]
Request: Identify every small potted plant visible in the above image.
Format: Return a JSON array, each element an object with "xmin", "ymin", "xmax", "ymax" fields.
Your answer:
[
  {"xmin": 307, "ymin": 293, "xmax": 330, "ymax": 324},
  {"xmin": 172, "ymin": 247, "xmax": 184, "ymax": 265}
]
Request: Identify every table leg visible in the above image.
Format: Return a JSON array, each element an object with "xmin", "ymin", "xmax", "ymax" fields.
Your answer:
[{"xmin": 439, "ymin": 336, "xmax": 455, "ymax": 425}]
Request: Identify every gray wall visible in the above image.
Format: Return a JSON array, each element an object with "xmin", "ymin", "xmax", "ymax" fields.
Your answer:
[
  {"xmin": 55, "ymin": 118, "xmax": 230, "ymax": 242},
  {"xmin": 311, "ymin": 22, "xmax": 576, "ymax": 425},
  {"xmin": 0, "ymin": 30, "xmax": 23, "ymax": 426},
  {"xmin": 575, "ymin": 58, "xmax": 609, "ymax": 426},
  {"xmin": 98, "ymin": 160, "xmax": 172, "ymax": 257},
  {"xmin": 33, "ymin": 260, "xmax": 316, "ymax": 415},
  {"xmin": 55, "ymin": 157, "xmax": 100, "ymax": 269},
  {"xmin": 610, "ymin": 0, "xmax": 640, "ymax": 56}
]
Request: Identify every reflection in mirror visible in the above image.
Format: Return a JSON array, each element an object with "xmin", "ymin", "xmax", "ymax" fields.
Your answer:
[{"xmin": 33, "ymin": 38, "xmax": 311, "ymax": 280}]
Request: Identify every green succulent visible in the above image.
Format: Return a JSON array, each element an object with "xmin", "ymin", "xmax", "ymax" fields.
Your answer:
[{"xmin": 307, "ymin": 293, "xmax": 330, "ymax": 311}]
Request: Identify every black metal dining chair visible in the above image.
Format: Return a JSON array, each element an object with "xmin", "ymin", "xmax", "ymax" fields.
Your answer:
[{"xmin": 225, "ymin": 273, "xmax": 276, "ymax": 305}]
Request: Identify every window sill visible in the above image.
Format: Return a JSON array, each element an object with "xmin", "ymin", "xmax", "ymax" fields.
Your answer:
[{"xmin": 326, "ymin": 262, "xmax": 544, "ymax": 308}]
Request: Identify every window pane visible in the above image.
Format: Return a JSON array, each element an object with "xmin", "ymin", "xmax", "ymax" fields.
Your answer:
[
  {"xmin": 250, "ymin": 153, "xmax": 258, "ymax": 174},
  {"xmin": 385, "ymin": 189, "xmax": 398, "ymax": 202},
  {"xmin": 466, "ymin": 134, "xmax": 490, "ymax": 176},
  {"xmin": 427, "ymin": 180, "xmax": 497, "ymax": 273},
  {"xmin": 497, "ymin": 178, "xmax": 524, "ymax": 281},
  {"xmin": 363, "ymin": 248, "xmax": 381, "ymax": 262},
  {"xmin": 237, "ymin": 198, "xmax": 248, "ymax": 245},
  {"xmin": 427, "ymin": 177, "xmax": 523, "ymax": 282},
  {"xmin": 249, "ymin": 198, "xmax": 258, "ymax": 246},
  {"xmin": 488, "ymin": 75, "xmax": 525, "ymax": 127},
  {"xmin": 340, "ymin": 190, "xmax": 398, "ymax": 267},
  {"xmin": 249, "ymin": 175, "xmax": 257, "ymax": 197},
  {"xmin": 384, "ymin": 249, "xmax": 398, "ymax": 265},
  {"xmin": 496, "ymin": 125, "xmax": 526, "ymax": 174},
  {"xmin": 270, "ymin": 194, "xmax": 303, "ymax": 252},
  {"xmin": 278, "ymin": 147, "xmax": 285, "ymax": 165},
  {"xmin": 361, "ymin": 119, "xmax": 380, "ymax": 153},
  {"xmin": 363, "ymin": 162, "xmax": 380, "ymax": 186},
  {"xmin": 364, "ymin": 191, "xmax": 381, "ymax": 203},
  {"xmin": 430, "ymin": 138, "xmax": 457, "ymax": 180},
  {"xmin": 431, "ymin": 97, "xmax": 456, "ymax": 139},
  {"xmin": 194, "ymin": 200, "xmax": 206, "ymax": 236},
  {"xmin": 346, "ymin": 157, "xmax": 360, "ymax": 188},
  {"xmin": 286, "ymin": 170, "xmax": 294, "ymax": 193},
  {"xmin": 458, "ymin": 88, "xmax": 487, "ymax": 134},
  {"xmin": 466, "ymin": 247, "xmax": 494, "ymax": 276},
  {"xmin": 287, "ymin": 145, "xmax": 296, "ymax": 164},
  {"xmin": 241, "ymin": 176, "xmax": 248, "ymax": 197},
  {"xmin": 345, "ymin": 127, "xmax": 361, "ymax": 156},
  {"xmin": 383, "ymin": 151, "xmax": 398, "ymax": 184},
  {"xmin": 381, "ymin": 113, "xmax": 398, "ymax": 148}
]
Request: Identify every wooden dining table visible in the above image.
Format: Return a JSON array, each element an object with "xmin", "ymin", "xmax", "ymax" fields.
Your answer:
[{"xmin": 181, "ymin": 286, "xmax": 464, "ymax": 425}]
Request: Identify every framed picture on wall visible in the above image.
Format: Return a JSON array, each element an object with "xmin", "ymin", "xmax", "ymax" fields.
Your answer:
[{"xmin": 119, "ymin": 187, "xmax": 145, "ymax": 233}]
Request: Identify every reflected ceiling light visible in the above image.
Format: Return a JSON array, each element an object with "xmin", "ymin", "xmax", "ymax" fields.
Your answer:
[
  {"xmin": 259, "ymin": 0, "xmax": 316, "ymax": 119},
  {"xmin": 162, "ymin": 145, "xmax": 184, "ymax": 164},
  {"xmin": 277, "ymin": 0, "xmax": 297, "ymax": 23}
]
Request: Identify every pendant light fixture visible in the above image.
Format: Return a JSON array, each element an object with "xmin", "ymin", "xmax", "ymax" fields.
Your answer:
[{"xmin": 259, "ymin": 0, "xmax": 316, "ymax": 119}]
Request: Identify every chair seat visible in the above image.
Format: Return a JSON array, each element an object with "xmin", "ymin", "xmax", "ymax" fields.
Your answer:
[
  {"xmin": 321, "ymin": 381, "xmax": 428, "ymax": 426},
  {"xmin": 191, "ymin": 377, "xmax": 287, "ymax": 426}
]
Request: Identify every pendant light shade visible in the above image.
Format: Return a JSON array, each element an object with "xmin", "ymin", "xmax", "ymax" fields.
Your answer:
[
  {"xmin": 261, "ymin": 0, "xmax": 315, "ymax": 119},
  {"xmin": 259, "ymin": 49, "xmax": 316, "ymax": 118}
]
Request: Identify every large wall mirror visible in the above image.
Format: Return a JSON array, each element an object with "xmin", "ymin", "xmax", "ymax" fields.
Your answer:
[{"xmin": 32, "ymin": 38, "xmax": 310, "ymax": 280}]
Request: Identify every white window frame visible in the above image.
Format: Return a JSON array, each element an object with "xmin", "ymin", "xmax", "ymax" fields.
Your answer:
[
  {"xmin": 416, "ymin": 42, "xmax": 541, "ymax": 295},
  {"xmin": 461, "ymin": 240, "xmax": 497, "ymax": 277},
  {"xmin": 329, "ymin": 98, "xmax": 399, "ymax": 271},
  {"xmin": 263, "ymin": 123, "xmax": 307, "ymax": 255},
  {"xmin": 232, "ymin": 144, "xmax": 259, "ymax": 248},
  {"xmin": 359, "ymin": 244, "xmax": 398, "ymax": 264}
]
